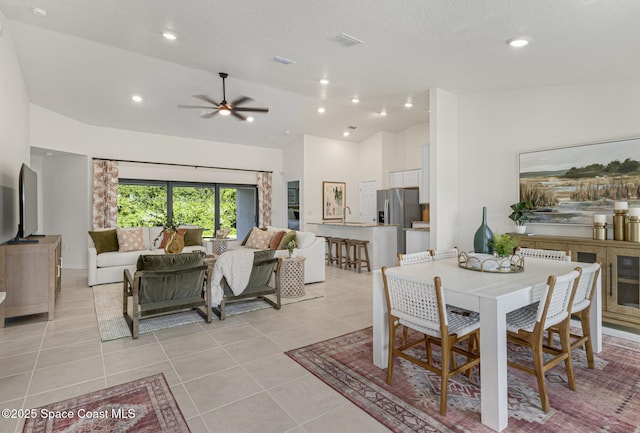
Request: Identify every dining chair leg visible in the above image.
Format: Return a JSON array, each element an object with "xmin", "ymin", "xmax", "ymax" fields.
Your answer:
[
  {"xmin": 386, "ymin": 321, "xmax": 397, "ymax": 385},
  {"xmin": 439, "ymin": 343, "xmax": 450, "ymax": 416},
  {"xmin": 560, "ymin": 321, "xmax": 576, "ymax": 391},
  {"xmin": 580, "ymin": 310, "xmax": 595, "ymax": 369},
  {"xmin": 531, "ymin": 343, "xmax": 550, "ymax": 413},
  {"xmin": 425, "ymin": 337, "xmax": 433, "ymax": 365},
  {"xmin": 402, "ymin": 326, "xmax": 409, "ymax": 345}
]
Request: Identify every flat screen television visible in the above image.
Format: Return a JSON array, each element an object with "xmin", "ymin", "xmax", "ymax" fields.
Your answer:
[{"xmin": 9, "ymin": 163, "xmax": 39, "ymax": 243}]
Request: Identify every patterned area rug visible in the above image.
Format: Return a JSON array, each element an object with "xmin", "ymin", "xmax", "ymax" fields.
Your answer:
[
  {"xmin": 22, "ymin": 374, "xmax": 189, "ymax": 433},
  {"xmin": 93, "ymin": 283, "xmax": 322, "ymax": 341},
  {"xmin": 286, "ymin": 327, "xmax": 640, "ymax": 433}
]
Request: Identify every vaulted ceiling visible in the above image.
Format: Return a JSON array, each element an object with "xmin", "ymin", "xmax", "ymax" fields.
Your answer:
[{"xmin": 1, "ymin": 0, "xmax": 639, "ymax": 148}]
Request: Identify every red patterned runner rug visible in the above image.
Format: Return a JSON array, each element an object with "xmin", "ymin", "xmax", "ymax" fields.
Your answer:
[
  {"xmin": 22, "ymin": 374, "xmax": 190, "ymax": 433},
  {"xmin": 286, "ymin": 327, "xmax": 640, "ymax": 433}
]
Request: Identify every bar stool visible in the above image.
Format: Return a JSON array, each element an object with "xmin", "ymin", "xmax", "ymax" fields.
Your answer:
[
  {"xmin": 344, "ymin": 239, "xmax": 357, "ymax": 270},
  {"xmin": 326, "ymin": 237, "xmax": 346, "ymax": 267},
  {"xmin": 349, "ymin": 239, "xmax": 371, "ymax": 273}
]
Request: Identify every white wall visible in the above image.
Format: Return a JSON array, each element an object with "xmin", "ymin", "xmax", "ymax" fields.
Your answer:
[
  {"xmin": 456, "ymin": 80, "xmax": 640, "ymax": 251},
  {"xmin": 430, "ymin": 89, "xmax": 459, "ymax": 250},
  {"xmin": 30, "ymin": 105, "xmax": 284, "ymax": 268},
  {"xmin": 0, "ymin": 11, "xmax": 30, "ymax": 242},
  {"xmin": 397, "ymin": 123, "xmax": 429, "ymax": 170},
  {"xmin": 303, "ymin": 135, "xmax": 362, "ymax": 227}
]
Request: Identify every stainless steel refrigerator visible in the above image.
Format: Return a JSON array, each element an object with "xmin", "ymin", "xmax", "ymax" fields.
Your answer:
[{"xmin": 377, "ymin": 188, "xmax": 421, "ymax": 255}]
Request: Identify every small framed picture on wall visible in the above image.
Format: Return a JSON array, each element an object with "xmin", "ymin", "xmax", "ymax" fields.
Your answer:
[{"xmin": 322, "ymin": 181, "xmax": 345, "ymax": 220}]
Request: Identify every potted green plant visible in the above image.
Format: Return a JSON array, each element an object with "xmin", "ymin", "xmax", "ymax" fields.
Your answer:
[
  {"xmin": 509, "ymin": 200, "xmax": 534, "ymax": 234},
  {"xmin": 489, "ymin": 233, "xmax": 519, "ymax": 258},
  {"xmin": 287, "ymin": 239, "xmax": 296, "ymax": 258}
]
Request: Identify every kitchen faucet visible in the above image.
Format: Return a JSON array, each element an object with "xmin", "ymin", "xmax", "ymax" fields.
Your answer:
[{"xmin": 342, "ymin": 206, "xmax": 351, "ymax": 223}]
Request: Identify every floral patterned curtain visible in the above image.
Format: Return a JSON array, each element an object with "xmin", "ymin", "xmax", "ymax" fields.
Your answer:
[
  {"xmin": 92, "ymin": 160, "xmax": 119, "ymax": 229},
  {"xmin": 257, "ymin": 172, "xmax": 272, "ymax": 227}
]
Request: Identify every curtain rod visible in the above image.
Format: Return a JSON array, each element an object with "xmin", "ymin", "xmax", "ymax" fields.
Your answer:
[{"xmin": 93, "ymin": 157, "xmax": 272, "ymax": 174}]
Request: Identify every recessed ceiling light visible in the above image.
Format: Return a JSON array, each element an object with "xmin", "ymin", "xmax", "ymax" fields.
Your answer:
[
  {"xmin": 45, "ymin": 151, "xmax": 54, "ymax": 157},
  {"xmin": 246, "ymin": 116, "xmax": 254, "ymax": 122},
  {"xmin": 380, "ymin": 110, "xmax": 387, "ymax": 116},
  {"xmin": 317, "ymin": 107, "xmax": 326, "ymax": 114},
  {"xmin": 284, "ymin": 130, "xmax": 291, "ymax": 135},
  {"xmin": 404, "ymin": 101, "xmax": 413, "ymax": 108},
  {"xmin": 31, "ymin": 7, "xmax": 47, "ymax": 17},
  {"xmin": 131, "ymin": 95, "xmax": 143, "ymax": 103},
  {"xmin": 351, "ymin": 97, "xmax": 360, "ymax": 104},
  {"xmin": 506, "ymin": 37, "xmax": 531, "ymax": 48},
  {"xmin": 343, "ymin": 131, "xmax": 350, "ymax": 137},
  {"xmin": 319, "ymin": 78, "xmax": 330, "ymax": 85},
  {"xmin": 162, "ymin": 31, "xmax": 177, "ymax": 41}
]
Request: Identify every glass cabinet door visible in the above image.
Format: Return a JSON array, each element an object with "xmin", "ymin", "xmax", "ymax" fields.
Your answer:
[{"xmin": 607, "ymin": 247, "xmax": 640, "ymax": 318}]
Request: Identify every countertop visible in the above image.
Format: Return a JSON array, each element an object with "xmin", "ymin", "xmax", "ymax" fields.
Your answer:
[
  {"xmin": 405, "ymin": 227, "xmax": 431, "ymax": 231},
  {"xmin": 308, "ymin": 222, "xmax": 398, "ymax": 227}
]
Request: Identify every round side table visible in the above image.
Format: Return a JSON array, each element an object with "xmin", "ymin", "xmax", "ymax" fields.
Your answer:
[
  {"xmin": 211, "ymin": 238, "xmax": 231, "ymax": 255},
  {"xmin": 279, "ymin": 256, "xmax": 306, "ymax": 298}
]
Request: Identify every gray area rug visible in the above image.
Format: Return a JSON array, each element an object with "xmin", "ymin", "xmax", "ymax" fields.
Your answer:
[{"xmin": 93, "ymin": 283, "xmax": 323, "ymax": 341}]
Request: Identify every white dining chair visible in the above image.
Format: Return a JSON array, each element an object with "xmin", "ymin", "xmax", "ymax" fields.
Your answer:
[
  {"xmin": 506, "ymin": 268, "xmax": 581, "ymax": 413},
  {"xmin": 397, "ymin": 251, "xmax": 433, "ymax": 266},
  {"xmin": 548, "ymin": 262, "xmax": 600, "ymax": 369},
  {"xmin": 517, "ymin": 247, "xmax": 571, "ymax": 261},
  {"xmin": 381, "ymin": 267, "xmax": 480, "ymax": 415},
  {"xmin": 430, "ymin": 247, "xmax": 459, "ymax": 261}
]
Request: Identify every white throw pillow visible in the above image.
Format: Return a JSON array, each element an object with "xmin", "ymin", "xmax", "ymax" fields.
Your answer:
[
  {"xmin": 245, "ymin": 227, "xmax": 275, "ymax": 249},
  {"xmin": 295, "ymin": 231, "xmax": 315, "ymax": 249}
]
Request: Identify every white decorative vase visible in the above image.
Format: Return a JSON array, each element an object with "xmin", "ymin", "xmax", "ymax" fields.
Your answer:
[{"xmin": 514, "ymin": 225, "xmax": 526, "ymax": 234}]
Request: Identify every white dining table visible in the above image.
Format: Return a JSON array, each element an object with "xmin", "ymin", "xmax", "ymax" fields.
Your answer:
[{"xmin": 372, "ymin": 257, "xmax": 602, "ymax": 432}]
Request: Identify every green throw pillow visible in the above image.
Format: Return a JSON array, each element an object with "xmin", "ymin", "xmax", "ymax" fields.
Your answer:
[
  {"xmin": 278, "ymin": 230, "xmax": 297, "ymax": 250},
  {"xmin": 89, "ymin": 229, "xmax": 118, "ymax": 254},
  {"xmin": 184, "ymin": 228, "xmax": 204, "ymax": 246}
]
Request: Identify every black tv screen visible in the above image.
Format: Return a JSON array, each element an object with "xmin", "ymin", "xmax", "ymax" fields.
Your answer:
[{"xmin": 19, "ymin": 163, "xmax": 38, "ymax": 238}]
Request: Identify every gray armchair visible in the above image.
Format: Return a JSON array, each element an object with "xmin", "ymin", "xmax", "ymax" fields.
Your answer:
[
  {"xmin": 123, "ymin": 251, "xmax": 212, "ymax": 338},
  {"xmin": 214, "ymin": 249, "xmax": 281, "ymax": 320}
]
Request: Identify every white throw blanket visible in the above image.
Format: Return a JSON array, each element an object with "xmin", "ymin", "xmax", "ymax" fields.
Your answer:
[{"xmin": 210, "ymin": 249, "xmax": 255, "ymax": 307}]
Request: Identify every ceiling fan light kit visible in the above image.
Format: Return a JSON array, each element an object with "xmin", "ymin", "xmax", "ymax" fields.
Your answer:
[{"xmin": 178, "ymin": 72, "xmax": 269, "ymax": 121}]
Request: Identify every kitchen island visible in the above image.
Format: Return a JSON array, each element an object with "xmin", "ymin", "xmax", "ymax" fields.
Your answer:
[{"xmin": 307, "ymin": 222, "xmax": 398, "ymax": 269}]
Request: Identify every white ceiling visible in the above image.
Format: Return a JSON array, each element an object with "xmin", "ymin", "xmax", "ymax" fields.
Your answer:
[{"xmin": 2, "ymin": 0, "xmax": 640, "ymax": 148}]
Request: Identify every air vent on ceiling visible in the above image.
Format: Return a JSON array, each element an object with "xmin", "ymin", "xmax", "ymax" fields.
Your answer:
[
  {"xmin": 347, "ymin": 125, "xmax": 357, "ymax": 130},
  {"xmin": 273, "ymin": 56, "xmax": 296, "ymax": 65},
  {"xmin": 334, "ymin": 32, "xmax": 364, "ymax": 47}
]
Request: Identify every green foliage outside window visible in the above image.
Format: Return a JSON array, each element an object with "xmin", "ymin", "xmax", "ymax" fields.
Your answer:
[
  {"xmin": 117, "ymin": 185, "xmax": 167, "ymax": 228},
  {"xmin": 117, "ymin": 183, "xmax": 243, "ymax": 238}
]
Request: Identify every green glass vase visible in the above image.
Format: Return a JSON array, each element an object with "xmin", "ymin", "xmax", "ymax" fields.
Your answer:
[{"xmin": 473, "ymin": 206, "xmax": 494, "ymax": 254}]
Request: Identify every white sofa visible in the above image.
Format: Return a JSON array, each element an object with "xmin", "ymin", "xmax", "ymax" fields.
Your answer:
[
  {"xmin": 88, "ymin": 227, "xmax": 207, "ymax": 286},
  {"xmin": 237, "ymin": 226, "xmax": 325, "ymax": 284}
]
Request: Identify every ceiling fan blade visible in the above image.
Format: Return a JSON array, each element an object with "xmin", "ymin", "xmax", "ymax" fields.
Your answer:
[
  {"xmin": 178, "ymin": 104, "xmax": 217, "ymax": 109},
  {"xmin": 234, "ymin": 107, "xmax": 269, "ymax": 113},
  {"xmin": 230, "ymin": 96, "xmax": 253, "ymax": 106},
  {"xmin": 200, "ymin": 110, "xmax": 219, "ymax": 119},
  {"xmin": 193, "ymin": 94, "xmax": 220, "ymax": 106},
  {"xmin": 231, "ymin": 111, "xmax": 247, "ymax": 121}
]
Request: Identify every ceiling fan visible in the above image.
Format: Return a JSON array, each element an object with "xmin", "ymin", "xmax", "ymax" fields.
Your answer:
[{"xmin": 178, "ymin": 72, "xmax": 269, "ymax": 121}]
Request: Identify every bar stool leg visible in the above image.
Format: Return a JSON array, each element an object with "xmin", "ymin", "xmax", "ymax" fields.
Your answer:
[{"xmin": 361, "ymin": 242, "xmax": 371, "ymax": 272}]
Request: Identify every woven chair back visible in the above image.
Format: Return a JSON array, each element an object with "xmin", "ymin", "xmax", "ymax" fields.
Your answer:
[
  {"xmin": 430, "ymin": 247, "xmax": 459, "ymax": 261},
  {"xmin": 518, "ymin": 247, "xmax": 570, "ymax": 261},
  {"xmin": 572, "ymin": 262, "xmax": 600, "ymax": 313},
  {"xmin": 536, "ymin": 269, "xmax": 581, "ymax": 328},
  {"xmin": 397, "ymin": 251, "xmax": 433, "ymax": 266}
]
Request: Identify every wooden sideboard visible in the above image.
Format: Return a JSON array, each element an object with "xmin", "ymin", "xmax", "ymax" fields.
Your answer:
[
  {"xmin": 0, "ymin": 235, "xmax": 62, "ymax": 324},
  {"xmin": 515, "ymin": 234, "xmax": 640, "ymax": 329}
]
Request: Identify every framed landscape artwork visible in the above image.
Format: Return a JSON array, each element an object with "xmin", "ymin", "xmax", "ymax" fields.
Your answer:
[
  {"xmin": 519, "ymin": 137, "xmax": 640, "ymax": 225},
  {"xmin": 323, "ymin": 181, "xmax": 346, "ymax": 220}
]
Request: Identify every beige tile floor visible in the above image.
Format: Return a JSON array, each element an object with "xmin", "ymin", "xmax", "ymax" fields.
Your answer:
[
  {"xmin": 0, "ymin": 266, "xmax": 392, "ymax": 433},
  {"xmin": 2, "ymin": 266, "xmax": 639, "ymax": 433}
]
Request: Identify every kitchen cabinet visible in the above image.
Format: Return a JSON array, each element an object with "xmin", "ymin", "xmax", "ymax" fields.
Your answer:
[
  {"xmin": 514, "ymin": 234, "xmax": 639, "ymax": 329},
  {"xmin": 389, "ymin": 169, "xmax": 421, "ymax": 188}
]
